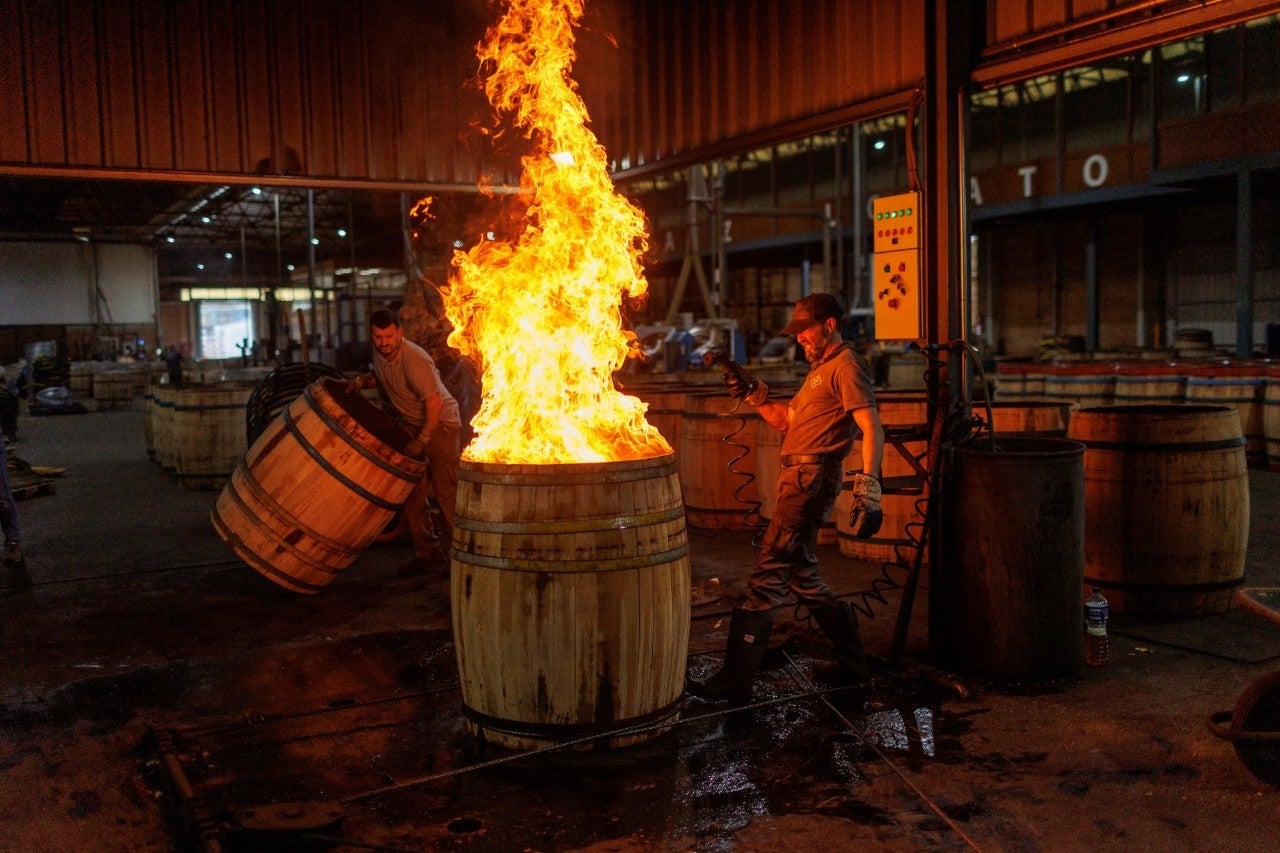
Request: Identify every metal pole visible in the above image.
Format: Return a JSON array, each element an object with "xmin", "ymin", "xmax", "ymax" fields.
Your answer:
[
  {"xmin": 1085, "ymin": 217, "xmax": 1099, "ymax": 352},
  {"xmin": 822, "ymin": 202, "xmax": 833, "ymax": 295},
  {"xmin": 852, "ymin": 121, "xmax": 866, "ymax": 309},
  {"xmin": 1236, "ymin": 169, "xmax": 1253, "ymax": 358},
  {"xmin": 307, "ymin": 189, "xmax": 317, "ymax": 353}
]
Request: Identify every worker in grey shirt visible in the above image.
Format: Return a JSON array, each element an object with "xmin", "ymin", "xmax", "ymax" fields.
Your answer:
[
  {"xmin": 689, "ymin": 293, "xmax": 884, "ymax": 705},
  {"xmin": 349, "ymin": 308, "xmax": 462, "ymax": 572}
]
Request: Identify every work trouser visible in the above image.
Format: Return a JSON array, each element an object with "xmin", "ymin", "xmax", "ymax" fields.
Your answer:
[
  {"xmin": 743, "ymin": 457, "xmax": 842, "ymax": 615},
  {"xmin": 403, "ymin": 424, "xmax": 460, "ymax": 558}
]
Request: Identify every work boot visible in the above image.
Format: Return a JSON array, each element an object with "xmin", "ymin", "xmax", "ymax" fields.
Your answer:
[
  {"xmin": 687, "ymin": 608, "xmax": 773, "ymax": 705},
  {"xmin": 810, "ymin": 600, "xmax": 871, "ymax": 680}
]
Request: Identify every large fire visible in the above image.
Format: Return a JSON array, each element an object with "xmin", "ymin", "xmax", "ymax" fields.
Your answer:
[{"xmin": 442, "ymin": 0, "xmax": 670, "ymax": 464}]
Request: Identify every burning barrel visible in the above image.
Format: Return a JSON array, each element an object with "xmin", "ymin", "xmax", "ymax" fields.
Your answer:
[
  {"xmin": 451, "ymin": 454, "xmax": 690, "ymax": 751},
  {"xmin": 212, "ymin": 378, "xmax": 426, "ymax": 593}
]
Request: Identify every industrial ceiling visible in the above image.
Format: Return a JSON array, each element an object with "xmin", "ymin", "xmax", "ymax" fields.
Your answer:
[{"xmin": 1, "ymin": 0, "xmax": 1274, "ymax": 290}]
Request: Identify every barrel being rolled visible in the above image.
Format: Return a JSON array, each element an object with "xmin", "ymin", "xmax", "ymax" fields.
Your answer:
[
  {"xmin": 212, "ymin": 378, "xmax": 426, "ymax": 594},
  {"xmin": 1067, "ymin": 404, "xmax": 1249, "ymax": 616},
  {"xmin": 451, "ymin": 454, "xmax": 690, "ymax": 751}
]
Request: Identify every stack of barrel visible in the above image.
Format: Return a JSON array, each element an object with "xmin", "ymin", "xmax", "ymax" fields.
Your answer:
[
  {"xmin": 146, "ymin": 376, "xmax": 257, "ymax": 490},
  {"xmin": 994, "ymin": 355, "xmax": 1276, "ymax": 617}
]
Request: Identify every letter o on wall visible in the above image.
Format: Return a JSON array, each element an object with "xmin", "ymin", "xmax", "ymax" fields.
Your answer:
[{"xmin": 1083, "ymin": 154, "xmax": 1109, "ymax": 188}]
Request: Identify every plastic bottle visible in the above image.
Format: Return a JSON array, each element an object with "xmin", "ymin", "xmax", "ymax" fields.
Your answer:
[{"xmin": 1084, "ymin": 586, "xmax": 1110, "ymax": 667}]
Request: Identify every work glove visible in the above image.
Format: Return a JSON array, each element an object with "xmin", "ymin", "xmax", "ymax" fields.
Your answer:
[
  {"xmin": 724, "ymin": 371, "xmax": 769, "ymax": 406},
  {"xmin": 848, "ymin": 473, "xmax": 883, "ymax": 539}
]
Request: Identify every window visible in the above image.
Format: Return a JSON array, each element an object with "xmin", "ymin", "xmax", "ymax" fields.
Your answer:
[{"xmin": 198, "ymin": 301, "xmax": 254, "ymax": 359}]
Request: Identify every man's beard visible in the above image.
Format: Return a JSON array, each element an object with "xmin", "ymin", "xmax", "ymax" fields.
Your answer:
[{"xmin": 802, "ymin": 334, "xmax": 830, "ymax": 363}]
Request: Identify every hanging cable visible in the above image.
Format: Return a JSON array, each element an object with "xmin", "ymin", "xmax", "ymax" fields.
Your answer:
[
  {"xmin": 719, "ymin": 400, "xmax": 767, "ymax": 543},
  {"xmin": 844, "ymin": 343, "xmax": 984, "ymax": 622}
]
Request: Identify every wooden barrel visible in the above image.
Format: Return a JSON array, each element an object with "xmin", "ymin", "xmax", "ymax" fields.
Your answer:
[
  {"xmin": 68, "ymin": 364, "xmax": 93, "ymax": 398},
  {"xmin": 211, "ymin": 378, "xmax": 426, "ymax": 594},
  {"xmin": 994, "ymin": 360, "xmax": 1046, "ymax": 401},
  {"xmin": 982, "ymin": 401, "xmax": 1070, "ymax": 436},
  {"xmin": 1267, "ymin": 364, "xmax": 1280, "ymax": 472},
  {"xmin": 1184, "ymin": 362, "xmax": 1268, "ymax": 469},
  {"xmin": 835, "ymin": 393, "xmax": 928, "ymax": 565},
  {"xmin": 1067, "ymin": 404, "xmax": 1249, "ymax": 616},
  {"xmin": 755, "ymin": 386, "xmax": 834, "ymax": 545},
  {"xmin": 450, "ymin": 454, "xmax": 690, "ymax": 751},
  {"xmin": 1042, "ymin": 362, "xmax": 1116, "ymax": 408},
  {"xmin": 1112, "ymin": 360, "xmax": 1186, "ymax": 405},
  {"xmin": 679, "ymin": 392, "xmax": 761, "ymax": 529},
  {"xmin": 151, "ymin": 384, "xmax": 178, "ymax": 469},
  {"xmin": 143, "ymin": 383, "xmax": 159, "ymax": 459},
  {"xmin": 172, "ymin": 383, "xmax": 254, "ymax": 490},
  {"xmin": 886, "ymin": 351, "xmax": 928, "ymax": 390},
  {"xmin": 626, "ymin": 384, "xmax": 690, "ymax": 468},
  {"xmin": 93, "ymin": 371, "xmax": 134, "ymax": 410},
  {"xmin": 1174, "ymin": 327, "xmax": 1215, "ymax": 358}
]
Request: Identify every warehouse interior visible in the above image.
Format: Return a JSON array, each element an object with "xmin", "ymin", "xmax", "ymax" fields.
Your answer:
[{"xmin": 3, "ymin": 0, "xmax": 1280, "ymax": 850}]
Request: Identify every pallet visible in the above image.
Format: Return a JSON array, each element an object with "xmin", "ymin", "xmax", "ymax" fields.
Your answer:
[
  {"xmin": 9, "ymin": 472, "xmax": 56, "ymax": 500},
  {"xmin": 6, "ymin": 455, "xmax": 60, "ymax": 501}
]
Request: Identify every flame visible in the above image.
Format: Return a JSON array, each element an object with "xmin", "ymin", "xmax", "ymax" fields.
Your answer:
[{"xmin": 443, "ymin": 0, "xmax": 670, "ymax": 464}]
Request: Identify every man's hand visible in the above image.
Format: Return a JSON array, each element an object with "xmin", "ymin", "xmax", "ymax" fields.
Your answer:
[
  {"xmin": 404, "ymin": 437, "xmax": 426, "ymax": 459},
  {"xmin": 722, "ymin": 370, "xmax": 751, "ymax": 400},
  {"xmin": 724, "ymin": 371, "xmax": 768, "ymax": 406},
  {"xmin": 848, "ymin": 473, "xmax": 883, "ymax": 539}
]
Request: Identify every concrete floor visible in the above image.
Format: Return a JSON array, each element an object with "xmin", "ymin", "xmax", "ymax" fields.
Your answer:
[{"xmin": 2, "ymin": 404, "xmax": 1278, "ymax": 852}]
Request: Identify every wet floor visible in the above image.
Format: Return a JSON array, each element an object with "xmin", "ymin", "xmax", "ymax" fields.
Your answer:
[
  {"xmin": 3, "ymin": 408, "xmax": 1278, "ymax": 852},
  {"xmin": 125, "ymin": 626, "xmax": 984, "ymax": 852}
]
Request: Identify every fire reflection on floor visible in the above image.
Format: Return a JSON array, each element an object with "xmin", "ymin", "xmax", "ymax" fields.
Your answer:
[{"xmin": 138, "ymin": 627, "xmax": 969, "ymax": 851}]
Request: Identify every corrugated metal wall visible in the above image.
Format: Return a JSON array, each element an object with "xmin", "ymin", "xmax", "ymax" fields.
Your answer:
[
  {"xmin": 0, "ymin": 0, "xmax": 930, "ymax": 186},
  {"xmin": 6, "ymin": 0, "xmax": 1275, "ymax": 189},
  {"xmin": 579, "ymin": 0, "xmax": 927, "ymax": 176},
  {"xmin": 0, "ymin": 0, "xmax": 504, "ymax": 186},
  {"xmin": 979, "ymin": 0, "xmax": 1280, "ymax": 86}
]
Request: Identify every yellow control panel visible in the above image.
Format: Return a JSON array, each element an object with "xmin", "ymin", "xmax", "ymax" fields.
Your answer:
[{"xmin": 872, "ymin": 191, "xmax": 923, "ymax": 340}]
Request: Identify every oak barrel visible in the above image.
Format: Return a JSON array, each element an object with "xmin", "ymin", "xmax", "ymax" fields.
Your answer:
[
  {"xmin": 1266, "ymin": 365, "xmax": 1280, "ymax": 472},
  {"xmin": 835, "ymin": 393, "xmax": 928, "ymax": 565},
  {"xmin": 1042, "ymin": 362, "xmax": 1116, "ymax": 408},
  {"xmin": 994, "ymin": 361, "xmax": 1046, "ymax": 401},
  {"xmin": 679, "ymin": 393, "xmax": 761, "ymax": 529},
  {"xmin": 1067, "ymin": 404, "xmax": 1249, "ymax": 616},
  {"xmin": 450, "ymin": 454, "xmax": 690, "ymax": 751},
  {"xmin": 172, "ymin": 383, "xmax": 254, "ymax": 489},
  {"xmin": 212, "ymin": 378, "xmax": 426, "ymax": 594},
  {"xmin": 1113, "ymin": 361, "xmax": 1186, "ymax": 405},
  {"xmin": 983, "ymin": 400, "xmax": 1070, "ymax": 436},
  {"xmin": 93, "ymin": 370, "xmax": 134, "ymax": 410},
  {"xmin": 625, "ymin": 384, "xmax": 689, "ymax": 467},
  {"xmin": 151, "ymin": 384, "xmax": 178, "ymax": 470},
  {"xmin": 1184, "ymin": 362, "xmax": 1268, "ymax": 469}
]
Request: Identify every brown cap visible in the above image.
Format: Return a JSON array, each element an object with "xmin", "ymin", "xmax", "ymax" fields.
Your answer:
[{"xmin": 781, "ymin": 292, "xmax": 844, "ymax": 335}]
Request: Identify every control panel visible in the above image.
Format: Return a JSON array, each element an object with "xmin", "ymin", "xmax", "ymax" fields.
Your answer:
[{"xmin": 872, "ymin": 191, "xmax": 923, "ymax": 341}]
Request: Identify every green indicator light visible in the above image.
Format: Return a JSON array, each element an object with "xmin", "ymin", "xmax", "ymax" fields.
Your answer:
[{"xmin": 906, "ymin": 208, "xmax": 912, "ymax": 216}]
